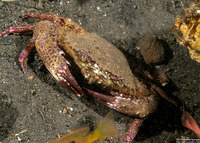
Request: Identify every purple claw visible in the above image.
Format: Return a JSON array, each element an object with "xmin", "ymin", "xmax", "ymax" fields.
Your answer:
[
  {"xmin": 85, "ymin": 88, "xmax": 157, "ymax": 118},
  {"xmin": 59, "ymin": 69, "xmax": 83, "ymax": 96},
  {"xmin": 85, "ymin": 88, "xmax": 145, "ymax": 141},
  {"xmin": 84, "ymin": 88, "xmax": 115, "ymax": 106},
  {"xmin": 41, "ymin": 50, "xmax": 83, "ymax": 96}
]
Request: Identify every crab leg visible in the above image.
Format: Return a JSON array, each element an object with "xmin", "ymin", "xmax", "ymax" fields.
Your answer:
[
  {"xmin": 0, "ymin": 24, "xmax": 34, "ymax": 37},
  {"xmin": 23, "ymin": 13, "xmax": 65, "ymax": 25},
  {"xmin": 182, "ymin": 111, "xmax": 200, "ymax": 138},
  {"xmin": 19, "ymin": 39, "xmax": 35, "ymax": 73},
  {"xmin": 0, "ymin": 23, "xmax": 83, "ymax": 96},
  {"xmin": 0, "ymin": 24, "xmax": 35, "ymax": 73},
  {"xmin": 150, "ymin": 83, "xmax": 178, "ymax": 107},
  {"xmin": 23, "ymin": 13, "xmax": 85, "ymax": 33},
  {"xmin": 121, "ymin": 118, "xmax": 143, "ymax": 142}
]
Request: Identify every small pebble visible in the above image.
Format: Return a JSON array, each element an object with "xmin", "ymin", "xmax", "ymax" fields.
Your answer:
[
  {"xmin": 31, "ymin": 89, "xmax": 36, "ymax": 96},
  {"xmin": 36, "ymin": 0, "xmax": 44, "ymax": 9},
  {"xmin": 62, "ymin": 108, "xmax": 67, "ymax": 114}
]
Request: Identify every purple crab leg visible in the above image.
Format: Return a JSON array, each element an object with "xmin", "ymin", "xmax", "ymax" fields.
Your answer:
[
  {"xmin": 0, "ymin": 23, "xmax": 83, "ymax": 96},
  {"xmin": 150, "ymin": 83, "xmax": 177, "ymax": 107},
  {"xmin": 0, "ymin": 24, "xmax": 34, "ymax": 37},
  {"xmin": 121, "ymin": 118, "xmax": 143, "ymax": 142},
  {"xmin": 0, "ymin": 24, "xmax": 35, "ymax": 73},
  {"xmin": 23, "ymin": 13, "xmax": 85, "ymax": 33},
  {"xmin": 23, "ymin": 13, "xmax": 66, "ymax": 25},
  {"xmin": 19, "ymin": 39, "xmax": 35, "ymax": 73}
]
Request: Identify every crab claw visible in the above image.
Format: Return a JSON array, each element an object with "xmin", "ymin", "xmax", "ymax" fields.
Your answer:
[
  {"xmin": 85, "ymin": 88, "xmax": 114, "ymax": 104},
  {"xmin": 182, "ymin": 111, "xmax": 200, "ymax": 138},
  {"xmin": 41, "ymin": 47, "xmax": 84, "ymax": 96},
  {"xmin": 85, "ymin": 88, "xmax": 147, "ymax": 141},
  {"xmin": 84, "ymin": 88, "xmax": 122, "ymax": 114},
  {"xmin": 85, "ymin": 88, "xmax": 157, "ymax": 118}
]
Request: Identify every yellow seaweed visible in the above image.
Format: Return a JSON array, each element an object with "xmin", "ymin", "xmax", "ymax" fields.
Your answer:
[{"xmin": 50, "ymin": 111, "xmax": 119, "ymax": 143}]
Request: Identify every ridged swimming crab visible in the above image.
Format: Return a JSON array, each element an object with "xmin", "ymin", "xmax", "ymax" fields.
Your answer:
[{"xmin": 0, "ymin": 13, "xmax": 175, "ymax": 141}]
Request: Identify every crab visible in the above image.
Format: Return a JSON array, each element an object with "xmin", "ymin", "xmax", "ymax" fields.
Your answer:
[{"xmin": 0, "ymin": 13, "xmax": 176, "ymax": 141}]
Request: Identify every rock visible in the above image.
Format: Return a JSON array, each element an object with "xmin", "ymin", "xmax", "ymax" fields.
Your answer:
[{"xmin": 137, "ymin": 34, "xmax": 165, "ymax": 65}]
